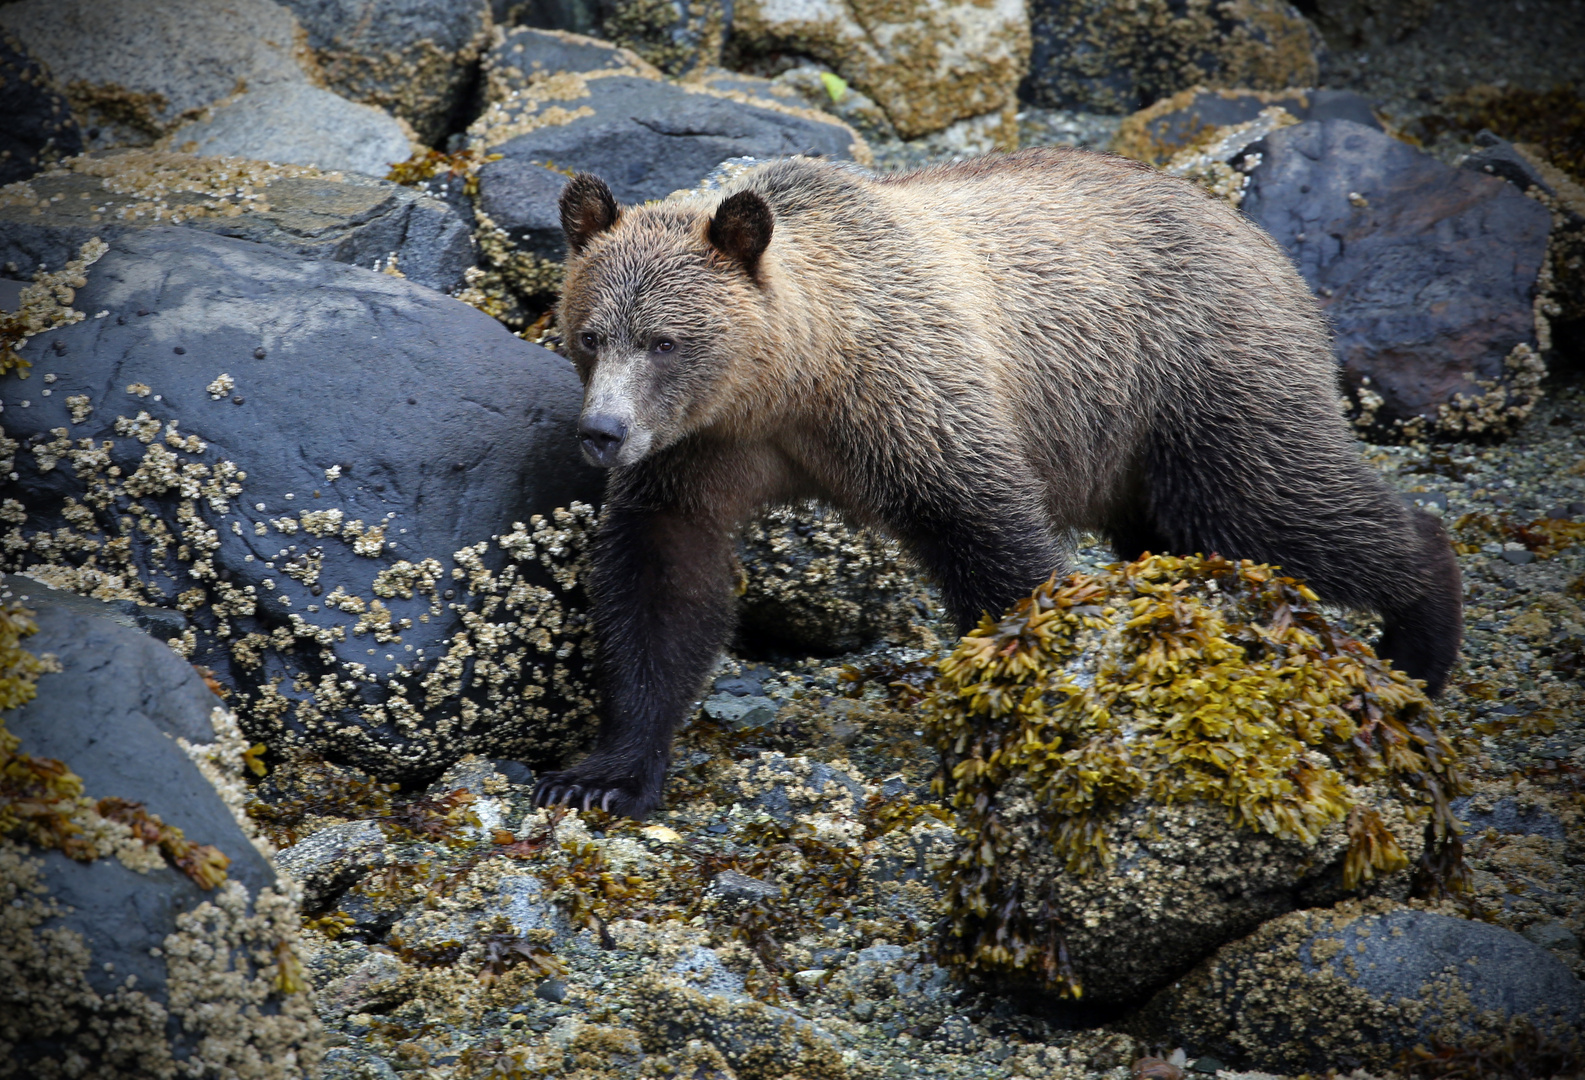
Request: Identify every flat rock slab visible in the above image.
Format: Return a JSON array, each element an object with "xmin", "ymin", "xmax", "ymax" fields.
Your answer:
[
  {"xmin": 165, "ymin": 82, "xmax": 416, "ymax": 180},
  {"xmin": 481, "ymin": 26, "xmax": 659, "ymax": 102},
  {"xmin": 0, "ymin": 0, "xmax": 314, "ymax": 150},
  {"xmin": 1138, "ymin": 901, "xmax": 1585, "ymax": 1074},
  {"xmin": 3, "ymin": 588, "xmax": 319, "ymax": 1074},
  {"xmin": 0, "ymin": 31, "xmax": 84, "ymax": 185},
  {"xmin": 0, "ymin": 150, "xmax": 475, "ymax": 293},
  {"xmin": 471, "ymin": 72, "xmax": 861, "ymax": 262},
  {"xmin": 1241, "ymin": 119, "xmax": 1553, "ymax": 436},
  {"xmin": 2, "ymin": 227, "xmax": 605, "ymax": 780}
]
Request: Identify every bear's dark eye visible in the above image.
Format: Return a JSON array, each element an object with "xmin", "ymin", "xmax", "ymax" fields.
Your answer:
[
  {"xmin": 653, "ymin": 338, "xmax": 675, "ymax": 355},
  {"xmin": 579, "ymin": 331, "xmax": 598, "ymax": 351}
]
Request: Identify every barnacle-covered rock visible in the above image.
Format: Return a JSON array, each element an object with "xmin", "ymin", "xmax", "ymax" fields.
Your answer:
[
  {"xmin": 736, "ymin": 503, "xmax": 919, "ymax": 657},
  {"xmin": 926, "ymin": 554, "xmax": 1470, "ymax": 1005},
  {"xmin": 1, "ymin": 586, "xmax": 322, "ymax": 1077}
]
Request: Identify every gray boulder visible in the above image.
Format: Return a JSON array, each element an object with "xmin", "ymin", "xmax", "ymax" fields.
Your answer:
[
  {"xmin": 2, "ymin": 587, "xmax": 321, "ymax": 1076},
  {"xmin": 470, "ymin": 73, "xmax": 861, "ymax": 263},
  {"xmin": 1, "ymin": 227, "xmax": 605, "ymax": 782},
  {"xmin": 0, "ymin": 150, "xmax": 475, "ymax": 294},
  {"xmin": 1135, "ymin": 901, "xmax": 1585, "ymax": 1074},
  {"xmin": 278, "ymin": 0, "xmax": 494, "ymax": 144},
  {"xmin": 1241, "ymin": 119, "xmax": 1554, "ymax": 438},
  {"xmin": 480, "ymin": 26, "xmax": 658, "ymax": 103},
  {"xmin": 0, "ymin": 0, "xmax": 314, "ymax": 150},
  {"xmin": 165, "ymin": 82, "xmax": 416, "ymax": 179},
  {"xmin": 0, "ymin": 30, "xmax": 83, "ymax": 185}
]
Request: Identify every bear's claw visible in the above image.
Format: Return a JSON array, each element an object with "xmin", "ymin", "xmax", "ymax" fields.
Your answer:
[{"xmin": 532, "ymin": 765, "xmax": 659, "ymax": 818}]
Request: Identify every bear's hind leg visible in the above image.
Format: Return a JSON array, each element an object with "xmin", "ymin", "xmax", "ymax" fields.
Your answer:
[{"xmin": 1373, "ymin": 511, "xmax": 1463, "ymax": 696}]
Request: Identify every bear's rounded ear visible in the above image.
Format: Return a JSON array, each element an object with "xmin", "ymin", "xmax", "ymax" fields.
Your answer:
[
  {"xmin": 707, "ymin": 190, "xmax": 773, "ymax": 280},
  {"xmin": 560, "ymin": 173, "xmax": 620, "ymax": 255}
]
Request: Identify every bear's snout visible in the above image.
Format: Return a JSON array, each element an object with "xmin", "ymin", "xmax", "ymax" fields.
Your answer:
[{"xmin": 578, "ymin": 413, "xmax": 629, "ymax": 468}]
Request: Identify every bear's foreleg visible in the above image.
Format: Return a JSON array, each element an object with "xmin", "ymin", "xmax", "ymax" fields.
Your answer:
[{"xmin": 533, "ymin": 500, "xmax": 740, "ymax": 818}]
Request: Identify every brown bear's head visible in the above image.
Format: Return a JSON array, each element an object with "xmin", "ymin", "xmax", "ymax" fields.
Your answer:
[{"xmin": 556, "ymin": 173, "xmax": 774, "ymax": 469}]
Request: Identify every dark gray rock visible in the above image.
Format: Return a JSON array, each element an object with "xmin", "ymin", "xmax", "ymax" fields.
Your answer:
[
  {"xmin": 1241, "ymin": 119, "xmax": 1554, "ymax": 435},
  {"xmin": 701, "ymin": 692, "xmax": 777, "ymax": 729},
  {"xmin": 4, "ymin": 589, "xmax": 317, "ymax": 1072},
  {"xmin": 0, "ymin": 153, "xmax": 476, "ymax": 293},
  {"xmin": 1114, "ymin": 87, "xmax": 1379, "ymax": 166},
  {"xmin": 482, "ymin": 26, "xmax": 654, "ymax": 103},
  {"xmin": 493, "ymin": 0, "xmax": 604, "ymax": 35},
  {"xmin": 472, "ymin": 75, "xmax": 859, "ymax": 261},
  {"xmin": 1462, "ymin": 131, "xmax": 1584, "ymax": 222},
  {"xmin": 712, "ymin": 869, "xmax": 782, "ymax": 903},
  {"xmin": 275, "ymin": 820, "xmax": 389, "ymax": 909},
  {"xmin": 1136, "ymin": 902, "xmax": 1585, "ymax": 1074},
  {"xmin": 278, "ymin": 0, "xmax": 493, "ymax": 145},
  {"xmin": 1452, "ymin": 795, "xmax": 1566, "ymax": 840},
  {"xmin": 2, "ymin": 227, "xmax": 605, "ymax": 782},
  {"xmin": 1020, "ymin": 0, "xmax": 1322, "ymax": 115},
  {"xmin": 0, "ymin": 31, "xmax": 83, "ymax": 185}
]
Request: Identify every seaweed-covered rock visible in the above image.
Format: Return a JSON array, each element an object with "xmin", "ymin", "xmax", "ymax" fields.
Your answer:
[
  {"xmin": 0, "ymin": 150, "xmax": 476, "ymax": 294},
  {"xmin": 1111, "ymin": 85, "xmax": 1380, "ymax": 167},
  {"xmin": 736, "ymin": 503, "xmax": 917, "ymax": 658},
  {"xmin": 926, "ymin": 555, "xmax": 1470, "ymax": 1005},
  {"xmin": 163, "ymin": 82, "xmax": 416, "ymax": 179},
  {"xmin": 632, "ymin": 974, "xmax": 848, "ymax": 1080},
  {"xmin": 0, "ymin": 0, "xmax": 316, "ymax": 151},
  {"xmin": 1240, "ymin": 119, "xmax": 1555, "ymax": 439},
  {"xmin": 277, "ymin": 0, "xmax": 493, "ymax": 145},
  {"xmin": 1134, "ymin": 900, "xmax": 1585, "ymax": 1074},
  {"xmin": 1020, "ymin": 0, "xmax": 1321, "ymax": 115},
  {"xmin": 0, "ymin": 228, "xmax": 604, "ymax": 782},
  {"xmin": 731, "ymin": 0, "xmax": 1030, "ymax": 142},
  {"xmin": 1, "ymin": 586, "xmax": 322, "ymax": 1077},
  {"xmin": 467, "ymin": 70, "xmax": 862, "ymax": 280},
  {"xmin": 0, "ymin": 31, "xmax": 84, "ymax": 186}
]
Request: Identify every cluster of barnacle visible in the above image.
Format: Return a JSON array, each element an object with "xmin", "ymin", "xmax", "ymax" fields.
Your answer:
[
  {"xmin": 0, "ymin": 236, "xmax": 106, "ymax": 375},
  {"xmin": 925, "ymin": 553, "xmax": 1471, "ymax": 997}
]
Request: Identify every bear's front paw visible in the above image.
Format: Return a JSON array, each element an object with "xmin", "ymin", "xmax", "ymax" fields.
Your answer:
[{"xmin": 533, "ymin": 757, "xmax": 664, "ymax": 819}]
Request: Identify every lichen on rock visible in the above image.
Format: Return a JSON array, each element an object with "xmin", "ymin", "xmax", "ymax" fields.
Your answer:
[{"xmin": 925, "ymin": 553, "xmax": 1470, "ymax": 1003}]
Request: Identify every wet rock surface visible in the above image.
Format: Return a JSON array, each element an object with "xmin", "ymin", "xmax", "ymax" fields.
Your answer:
[
  {"xmin": 0, "ymin": 151, "xmax": 477, "ymax": 294},
  {"xmin": 0, "ymin": 31, "xmax": 84, "ymax": 186},
  {"xmin": 1020, "ymin": 0, "xmax": 1321, "ymax": 115},
  {"xmin": 278, "ymin": 0, "xmax": 494, "ymax": 145},
  {"xmin": 1136, "ymin": 900, "xmax": 1585, "ymax": 1074},
  {"xmin": 1241, "ymin": 118, "xmax": 1554, "ymax": 438},
  {"xmin": 0, "ymin": 227, "xmax": 603, "ymax": 780},
  {"xmin": 163, "ymin": 82, "xmax": 417, "ymax": 179},
  {"xmin": 0, "ymin": 0, "xmax": 316, "ymax": 151},
  {"xmin": 1, "ymin": 586, "xmax": 321, "ymax": 1076}
]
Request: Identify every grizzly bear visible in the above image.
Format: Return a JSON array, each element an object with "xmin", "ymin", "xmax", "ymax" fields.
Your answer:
[{"xmin": 533, "ymin": 149, "xmax": 1463, "ymax": 818}]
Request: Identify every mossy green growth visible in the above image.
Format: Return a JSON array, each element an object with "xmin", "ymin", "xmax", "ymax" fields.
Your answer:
[{"xmin": 925, "ymin": 553, "xmax": 1469, "ymax": 998}]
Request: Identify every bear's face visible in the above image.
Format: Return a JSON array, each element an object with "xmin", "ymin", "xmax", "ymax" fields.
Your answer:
[{"xmin": 557, "ymin": 175, "xmax": 775, "ymax": 469}]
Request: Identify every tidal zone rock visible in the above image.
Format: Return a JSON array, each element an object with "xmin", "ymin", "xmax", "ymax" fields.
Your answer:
[
  {"xmin": 1134, "ymin": 899, "xmax": 1585, "ymax": 1074},
  {"xmin": 925, "ymin": 554, "xmax": 1471, "ymax": 1005},
  {"xmin": 0, "ymin": 228, "xmax": 604, "ymax": 782},
  {"xmin": 730, "ymin": 0, "xmax": 1031, "ymax": 143},
  {"xmin": 0, "ymin": 31, "xmax": 84, "ymax": 186},
  {"xmin": 0, "ymin": 586, "xmax": 322, "ymax": 1077},
  {"xmin": 1240, "ymin": 119, "xmax": 1555, "ymax": 439}
]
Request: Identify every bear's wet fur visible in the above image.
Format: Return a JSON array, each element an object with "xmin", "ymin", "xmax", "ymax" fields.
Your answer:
[{"xmin": 533, "ymin": 149, "xmax": 1463, "ymax": 818}]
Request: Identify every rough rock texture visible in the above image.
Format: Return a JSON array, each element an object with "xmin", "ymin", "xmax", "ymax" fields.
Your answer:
[
  {"xmin": 730, "ymin": 0, "xmax": 1030, "ymax": 141},
  {"xmin": 1304, "ymin": 0, "xmax": 1436, "ymax": 49},
  {"xmin": 0, "ymin": 0, "xmax": 316, "ymax": 151},
  {"xmin": 1111, "ymin": 85, "xmax": 1380, "ymax": 166},
  {"xmin": 480, "ymin": 26, "xmax": 659, "ymax": 104},
  {"xmin": 0, "ymin": 31, "xmax": 84, "ymax": 186},
  {"xmin": 277, "ymin": 0, "xmax": 494, "ymax": 144},
  {"xmin": 2, "ymin": 586, "xmax": 322, "ymax": 1077},
  {"xmin": 163, "ymin": 82, "xmax": 416, "ymax": 179},
  {"xmin": 736, "ymin": 503, "xmax": 918, "ymax": 658},
  {"xmin": 1135, "ymin": 900, "xmax": 1585, "ymax": 1074},
  {"xmin": 633, "ymin": 976, "xmax": 848, "ymax": 1080},
  {"xmin": 0, "ymin": 151, "xmax": 476, "ymax": 294},
  {"xmin": 1241, "ymin": 119, "xmax": 1555, "ymax": 438},
  {"xmin": 1021, "ymin": 0, "xmax": 1321, "ymax": 115},
  {"xmin": 0, "ymin": 228, "xmax": 605, "ymax": 781},
  {"xmin": 469, "ymin": 70, "xmax": 862, "ymax": 266}
]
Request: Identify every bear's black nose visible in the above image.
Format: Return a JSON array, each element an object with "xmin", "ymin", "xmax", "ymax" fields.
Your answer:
[{"xmin": 578, "ymin": 414, "xmax": 628, "ymax": 467}]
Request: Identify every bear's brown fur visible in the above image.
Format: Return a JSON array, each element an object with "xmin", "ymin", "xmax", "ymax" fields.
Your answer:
[{"xmin": 534, "ymin": 149, "xmax": 1463, "ymax": 818}]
